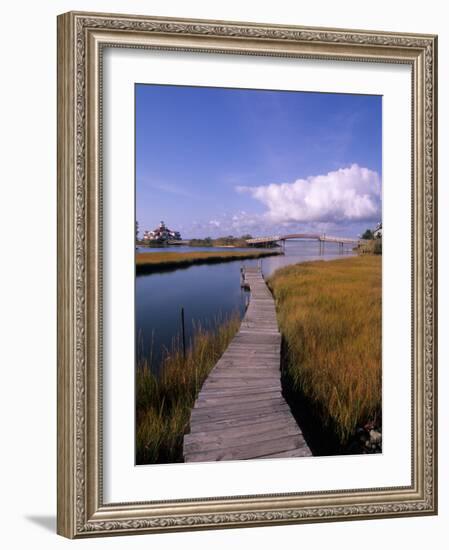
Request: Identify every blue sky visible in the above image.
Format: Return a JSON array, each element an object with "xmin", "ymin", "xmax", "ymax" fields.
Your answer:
[{"xmin": 136, "ymin": 84, "xmax": 382, "ymax": 239}]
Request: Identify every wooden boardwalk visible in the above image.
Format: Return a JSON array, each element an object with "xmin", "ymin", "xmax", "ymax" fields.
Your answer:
[{"xmin": 183, "ymin": 266, "xmax": 311, "ymax": 462}]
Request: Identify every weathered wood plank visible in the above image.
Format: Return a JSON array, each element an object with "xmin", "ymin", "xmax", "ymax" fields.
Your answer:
[
  {"xmin": 202, "ymin": 378, "xmax": 282, "ymax": 389},
  {"xmin": 190, "ymin": 401, "xmax": 290, "ymax": 423},
  {"xmin": 185, "ymin": 416, "xmax": 300, "ymax": 442},
  {"xmin": 189, "ymin": 403, "xmax": 294, "ymax": 429},
  {"xmin": 213, "ymin": 362, "xmax": 280, "ymax": 369},
  {"xmin": 195, "ymin": 393, "xmax": 282, "ymax": 409},
  {"xmin": 183, "ymin": 266, "xmax": 311, "ymax": 461},
  {"xmin": 184, "ymin": 434, "xmax": 307, "ymax": 462},
  {"xmin": 188, "ymin": 410, "xmax": 297, "ymax": 433},
  {"xmin": 206, "ymin": 369, "xmax": 279, "ymax": 382},
  {"xmin": 219, "ymin": 353, "xmax": 279, "ymax": 360},
  {"xmin": 184, "ymin": 424, "xmax": 302, "ymax": 453},
  {"xmin": 191, "ymin": 397, "xmax": 287, "ymax": 415},
  {"xmin": 197, "ymin": 385, "xmax": 281, "ymax": 396}
]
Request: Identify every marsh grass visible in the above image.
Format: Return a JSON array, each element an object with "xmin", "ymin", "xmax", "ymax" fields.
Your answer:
[
  {"xmin": 136, "ymin": 315, "xmax": 241, "ymax": 464},
  {"xmin": 136, "ymin": 250, "xmax": 280, "ymax": 274},
  {"xmin": 268, "ymin": 256, "xmax": 381, "ymax": 446}
]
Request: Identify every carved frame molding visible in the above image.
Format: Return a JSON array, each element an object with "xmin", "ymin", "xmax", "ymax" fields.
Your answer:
[{"xmin": 57, "ymin": 11, "xmax": 437, "ymax": 538}]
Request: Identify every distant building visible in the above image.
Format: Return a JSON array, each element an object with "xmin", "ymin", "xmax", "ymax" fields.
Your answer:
[
  {"xmin": 373, "ymin": 222, "xmax": 382, "ymax": 239},
  {"xmin": 143, "ymin": 221, "xmax": 181, "ymax": 242}
]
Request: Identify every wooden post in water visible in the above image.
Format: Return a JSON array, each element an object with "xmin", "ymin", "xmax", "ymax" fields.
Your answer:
[{"xmin": 181, "ymin": 307, "xmax": 186, "ymax": 361}]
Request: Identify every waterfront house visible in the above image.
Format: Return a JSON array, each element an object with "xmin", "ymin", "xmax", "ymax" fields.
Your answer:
[{"xmin": 143, "ymin": 221, "xmax": 181, "ymax": 243}]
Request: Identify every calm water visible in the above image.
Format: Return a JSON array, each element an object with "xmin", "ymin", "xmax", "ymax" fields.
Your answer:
[{"xmin": 135, "ymin": 241, "xmax": 354, "ymax": 374}]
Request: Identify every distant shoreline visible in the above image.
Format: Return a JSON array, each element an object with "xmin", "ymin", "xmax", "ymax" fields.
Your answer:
[
  {"xmin": 136, "ymin": 243, "xmax": 248, "ymax": 249},
  {"xmin": 136, "ymin": 249, "xmax": 281, "ymax": 274}
]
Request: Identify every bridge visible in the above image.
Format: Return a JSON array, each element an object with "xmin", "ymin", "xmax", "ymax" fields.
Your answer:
[
  {"xmin": 246, "ymin": 233, "xmax": 359, "ymax": 252},
  {"xmin": 183, "ymin": 266, "xmax": 311, "ymax": 462}
]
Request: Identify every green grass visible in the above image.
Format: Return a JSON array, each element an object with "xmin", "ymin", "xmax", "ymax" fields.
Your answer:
[
  {"xmin": 136, "ymin": 249, "xmax": 280, "ymax": 273},
  {"xmin": 357, "ymin": 239, "xmax": 382, "ymax": 255},
  {"xmin": 136, "ymin": 315, "xmax": 241, "ymax": 464},
  {"xmin": 268, "ymin": 256, "xmax": 381, "ymax": 444}
]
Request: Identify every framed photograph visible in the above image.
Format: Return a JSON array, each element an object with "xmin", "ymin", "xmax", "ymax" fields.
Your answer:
[{"xmin": 57, "ymin": 11, "xmax": 438, "ymax": 538}]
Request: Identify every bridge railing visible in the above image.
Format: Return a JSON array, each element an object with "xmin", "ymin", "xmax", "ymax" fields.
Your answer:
[
  {"xmin": 246, "ymin": 234, "xmax": 359, "ymax": 245},
  {"xmin": 246, "ymin": 236, "xmax": 281, "ymax": 244}
]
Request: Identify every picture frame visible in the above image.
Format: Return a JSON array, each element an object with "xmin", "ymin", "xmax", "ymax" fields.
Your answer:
[{"xmin": 57, "ymin": 11, "xmax": 438, "ymax": 538}]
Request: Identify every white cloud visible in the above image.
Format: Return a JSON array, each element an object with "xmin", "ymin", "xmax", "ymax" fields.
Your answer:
[
  {"xmin": 209, "ymin": 219, "xmax": 221, "ymax": 227},
  {"xmin": 236, "ymin": 164, "xmax": 381, "ymax": 224}
]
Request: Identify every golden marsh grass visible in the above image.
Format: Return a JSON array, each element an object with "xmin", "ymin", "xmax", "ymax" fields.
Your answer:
[
  {"xmin": 136, "ymin": 315, "xmax": 241, "ymax": 464},
  {"xmin": 269, "ymin": 256, "xmax": 381, "ymax": 444},
  {"xmin": 136, "ymin": 249, "xmax": 280, "ymax": 273}
]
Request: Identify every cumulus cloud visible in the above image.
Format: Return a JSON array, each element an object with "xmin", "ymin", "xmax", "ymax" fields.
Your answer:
[{"xmin": 236, "ymin": 164, "xmax": 381, "ymax": 224}]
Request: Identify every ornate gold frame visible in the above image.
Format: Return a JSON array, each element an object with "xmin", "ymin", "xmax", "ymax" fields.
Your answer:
[{"xmin": 57, "ymin": 11, "xmax": 438, "ymax": 538}]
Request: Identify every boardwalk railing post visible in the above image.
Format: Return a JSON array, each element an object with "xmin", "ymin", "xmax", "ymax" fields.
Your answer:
[{"xmin": 181, "ymin": 307, "xmax": 186, "ymax": 361}]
